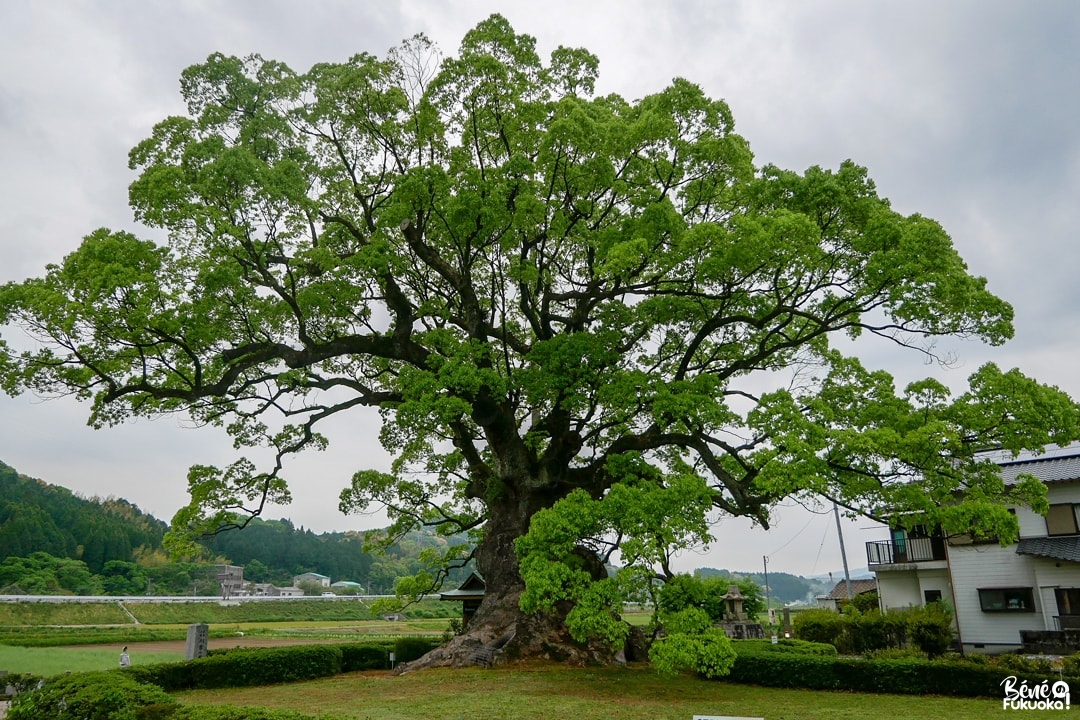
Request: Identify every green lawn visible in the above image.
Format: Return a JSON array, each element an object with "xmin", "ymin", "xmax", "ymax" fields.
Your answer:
[
  {"xmin": 174, "ymin": 664, "xmax": 1043, "ymax": 720},
  {"xmin": 0, "ymin": 644, "xmax": 182, "ymax": 676}
]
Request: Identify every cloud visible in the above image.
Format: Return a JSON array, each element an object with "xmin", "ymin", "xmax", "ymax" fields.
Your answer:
[{"xmin": 2, "ymin": 1, "xmax": 1078, "ymax": 575}]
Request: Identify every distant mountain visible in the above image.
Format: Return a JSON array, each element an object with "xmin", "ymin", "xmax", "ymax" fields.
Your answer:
[
  {"xmin": 694, "ymin": 567, "xmax": 836, "ymax": 605},
  {"xmin": 808, "ymin": 568, "xmax": 874, "ymax": 582},
  {"xmin": 0, "ymin": 460, "xmax": 168, "ymax": 573},
  {"xmin": 0, "ymin": 459, "xmax": 473, "ymax": 594}
]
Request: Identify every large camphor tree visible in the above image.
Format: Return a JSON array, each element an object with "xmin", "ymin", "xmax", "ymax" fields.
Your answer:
[{"xmin": 3, "ymin": 16, "xmax": 1079, "ymax": 667}]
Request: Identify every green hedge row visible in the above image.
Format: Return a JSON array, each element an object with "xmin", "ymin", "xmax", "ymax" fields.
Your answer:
[
  {"xmin": 731, "ymin": 638, "xmax": 838, "ymax": 657},
  {"xmin": 4, "ymin": 669, "xmax": 345, "ymax": 720},
  {"xmin": 726, "ymin": 649, "xmax": 1069, "ymax": 698},
  {"xmin": 792, "ymin": 606, "xmax": 952, "ymax": 656},
  {"xmin": 124, "ymin": 638, "xmax": 440, "ymax": 691},
  {"xmin": 6, "ymin": 639, "xmax": 442, "ymax": 719}
]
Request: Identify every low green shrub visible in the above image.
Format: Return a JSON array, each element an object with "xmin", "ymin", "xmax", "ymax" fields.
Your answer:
[
  {"xmin": 727, "ymin": 651, "xmax": 839, "ymax": 690},
  {"xmin": 10, "ymin": 673, "xmax": 344, "ymax": 720},
  {"xmin": 945, "ymin": 650, "xmax": 987, "ymax": 664},
  {"xmin": 125, "ymin": 641, "xmax": 426, "ymax": 691},
  {"xmin": 650, "ymin": 626, "xmax": 737, "ymax": 679},
  {"xmin": 1063, "ymin": 652, "xmax": 1080, "ymax": 676},
  {"xmin": 905, "ymin": 603, "xmax": 954, "ymax": 657},
  {"xmin": 393, "ymin": 635, "xmax": 439, "ymax": 663},
  {"xmin": 0, "ymin": 673, "xmax": 40, "ymax": 698},
  {"xmin": 723, "ymin": 652, "xmax": 1066, "ymax": 698},
  {"xmin": 732, "ymin": 638, "xmax": 837, "ymax": 657},
  {"xmin": 863, "ymin": 647, "xmax": 927, "ymax": 661},
  {"xmin": 792, "ymin": 605, "xmax": 952, "ymax": 655},
  {"xmin": 791, "ymin": 610, "xmax": 849, "ymax": 651},
  {"xmin": 990, "ymin": 652, "xmax": 1055, "ymax": 674},
  {"xmin": 126, "ymin": 645, "xmax": 344, "ymax": 691},
  {"xmin": 5, "ymin": 670, "xmax": 176, "ymax": 720},
  {"xmin": 341, "ymin": 642, "xmax": 394, "ymax": 671}
]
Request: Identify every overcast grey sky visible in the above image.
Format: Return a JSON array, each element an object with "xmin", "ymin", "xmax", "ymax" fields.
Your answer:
[{"xmin": 2, "ymin": 1, "xmax": 1078, "ymax": 578}]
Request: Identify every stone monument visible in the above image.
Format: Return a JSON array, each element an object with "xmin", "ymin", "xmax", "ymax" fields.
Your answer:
[
  {"xmin": 185, "ymin": 623, "xmax": 209, "ymax": 660},
  {"xmin": 717, "ymin": 585, "xmax": 765, "ymax": 640}
]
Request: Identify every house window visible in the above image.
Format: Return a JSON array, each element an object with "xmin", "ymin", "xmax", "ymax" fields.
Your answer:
[
  {"xmin": 924, "ymin": 589, "xmax": 943, "ymax": 604},
  {"xmin": 1056, "ymin": 588, "xmax": 1080, "ymax": 616},
  {"xmin": 1046, "ymin": 504, "xmax": 1080, "ymax": 536},
  {"xmin": 978, "ymin": 587, "xmax": 1035, "ymax": 612}
]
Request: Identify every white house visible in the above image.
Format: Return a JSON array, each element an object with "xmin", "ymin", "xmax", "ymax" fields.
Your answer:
[
  {"xmin": 871, "ymin": 444, "xmax": 1080, "ymax": 654},
  {"xmin": 330, "ymin": 580, "xmax": 364, "ymax": 594},
  {"xmin": 293, "ymin": 572, "xmax": 331, "ymax": 588}
]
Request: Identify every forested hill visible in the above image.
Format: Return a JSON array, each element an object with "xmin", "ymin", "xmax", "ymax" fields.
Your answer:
[
  {"xmin": 695, "ymin": 567, "xmax": 835, "ymax": 605},
  {"xmin": 0, "ymin": 460, "xmax": 168, "ymax": 573},
  {"xmin": 0, "ymin": 459, "xmax": 471, "ymax": 594},
  {"xmin": 2, "ymin": 460, "xmax": 832, "ymax": 599}
]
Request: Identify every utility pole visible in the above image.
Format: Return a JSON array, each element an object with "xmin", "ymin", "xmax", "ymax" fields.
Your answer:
[
  {"xmin": 833, "ymin": 502, "xmax": 853, "ymax": 601},
  {"xmin": 763, "ymin": 555, "xmax": 773, "ymax": 626}
]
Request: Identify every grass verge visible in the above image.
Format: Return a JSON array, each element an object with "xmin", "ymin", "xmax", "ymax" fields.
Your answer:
[
  {"xmin": 0, "ymin": 601, "xmax": 131, "ymax": 626},
  {"xmin": 0, "ymin": 618, "xmax": 449, "ymax": 647},
  {"xmin": 0, "ymin": 644, "xmax": 182, "ymax": 676},
  {"xmin": 173, "ymin": 663, "xmax": 1045, "ymax": 720}
]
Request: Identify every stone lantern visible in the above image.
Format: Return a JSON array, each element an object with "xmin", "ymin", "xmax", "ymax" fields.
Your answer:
[{"xmin": 721, "ymin": 584, "xmax": 746, "ymax": 621}]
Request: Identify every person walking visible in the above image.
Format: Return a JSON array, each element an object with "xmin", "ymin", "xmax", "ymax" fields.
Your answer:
[{"xmin": 119, "ymin": 646, "xmax": 130, "ymax": 668}]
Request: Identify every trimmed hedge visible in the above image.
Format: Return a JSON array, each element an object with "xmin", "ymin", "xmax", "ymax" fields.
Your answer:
[
  {"xmin": 342, "ymin": 642, "xmax": 396, "ymax": 671},
  {"xmin": 6, "ymin": 670, "xmax": 341, "ymax": 719},
  {"xmin": 394, "ymin": 635, "xmax": 440, "ymax": 663},
  {"xmin": 124, "ymin": 639, "xmax": 441, "ymax": 692},
  {"xmin": 127, "ymin": 645, "xmax": 344, "ymax": 691},
  {"xmin": 6, "ymin": 640, "xmax": 436, "ymax": 720},
  {"xmin": 792, "ymin": 606, "xmax": 952, "ymax": 656},
  {"xmin": 732, "ymin": 638, "xmax": 838, "ymax": 657},
  {"xmin": 5, "ymin": 670, "xmax": 176, "ymax": 720},
  {"xmin": 725, "ymin": 651, "xmax": 1071, "ymax": 698}
]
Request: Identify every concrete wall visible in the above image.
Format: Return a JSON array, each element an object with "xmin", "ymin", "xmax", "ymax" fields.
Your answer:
[{"xmin": 877, "ymin": 570, "xmax": 922, "ymax": 610}]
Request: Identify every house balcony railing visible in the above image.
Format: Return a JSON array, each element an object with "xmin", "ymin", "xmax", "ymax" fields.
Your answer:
[
  {"xmin": 866, "ymin": 537, "xmax": 947, "ymax": 566},
  {"xmin": 1053, "ymin": 615, "xmax": 1080, "ymax": 631}
]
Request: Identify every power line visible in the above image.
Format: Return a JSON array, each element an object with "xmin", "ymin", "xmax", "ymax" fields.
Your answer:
[{"xmin": 766, "ymin": 511, "xmax": 819, "ymax": 557}]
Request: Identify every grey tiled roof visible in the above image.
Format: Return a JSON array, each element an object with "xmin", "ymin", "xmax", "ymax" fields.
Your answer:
[
  {"xmin": 825, "ymin": 578, "xmax": 878, "ymax": 599},
  {"xmin": 997, "ymin": 451, "xmax": 1080, "ymax": 486},
  {"xmin": 1016, "ymin": 536, "xmax": 1080, "ymax": 563},
  {"xmin": 438, "ymin": 571, "xmax": 486, "ymax": 599}
]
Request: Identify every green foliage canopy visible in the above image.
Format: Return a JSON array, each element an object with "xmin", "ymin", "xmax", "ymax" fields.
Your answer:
[{"xmin": 2, "ymin": 15, "xmax": 1079, "ymax": 650}]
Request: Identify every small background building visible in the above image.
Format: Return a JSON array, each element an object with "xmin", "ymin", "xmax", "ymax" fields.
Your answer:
[
  {"xmin": 439, "ymin": 572, "xmax": 486, "ymax": 627},
  {"xmin": 330, "ymin": 580, "xmax": 364, "ymax": 594},
  {"xmin": 293, "ymin": 572, "xmax": 331, "ymax": 588},
  {"xmin": 214, "ymin": 565, "xmax": 245, "ymax": 598},
  {"xmin": 815, "ymin": 578, "xmax": 878, "ymax": 611}
]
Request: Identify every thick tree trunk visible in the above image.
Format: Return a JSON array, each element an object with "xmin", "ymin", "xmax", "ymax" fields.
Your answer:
[{"xmin": 398, "ymin": 490, "xmax": 623, "ymax": 671}]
